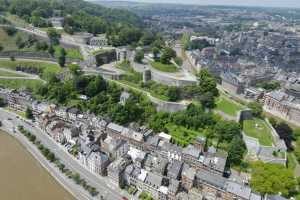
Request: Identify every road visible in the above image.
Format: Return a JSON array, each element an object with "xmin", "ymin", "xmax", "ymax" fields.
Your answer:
[{"xmin": 0, "ymin": 109, "xmax": 130, "ymax": 200}]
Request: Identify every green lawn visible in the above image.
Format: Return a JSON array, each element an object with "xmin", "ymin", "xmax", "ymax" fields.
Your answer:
[
  {"xmin": 166, "ymin": 124, "xmax": 205, "ymax": 147},
  {"xmin": 0, "ymin": 79, "xmax": 43, "ymax": 90},
  {"xmin": 287, "ymin": 153, "xmax": 297, "ymax": 170},
  {"xmin": 0, "ymin": 59, "xmax": 62, "ymax": 74},
  {"xmin": 215, "ymin": 96, "xmax": 244, "ymax": 116},
  {"xmin": 91, "ymin": 49, "xmax": 114, "ymax": 56},
  {"xmin": 0, "ymin": 70, "xmax": 27, "ymax": 77},
  {"xmin": 54, "ymin": 46, "xmax": 83, "ymax": 60},
  {"xmin": 150, "ymin": 61, "xmax": 178, "ymax": 73},
  {"xmin": 243, "ymin": 118, "xmax": 273, "ymax": 146}
]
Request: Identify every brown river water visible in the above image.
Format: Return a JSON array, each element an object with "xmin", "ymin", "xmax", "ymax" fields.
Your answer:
[{"xmin": 0, "ymin": 131, "xmax": 75, "ymax": 200}]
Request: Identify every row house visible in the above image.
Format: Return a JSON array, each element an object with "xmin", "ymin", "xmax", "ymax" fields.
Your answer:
[
  {"xmin": 78, "ymin": 141, "xmax": 109, "ymax": 176},
  {"xmin": 106, "ymin": 122, "xmax": 145, "ymax": 150},
  {"xmin": 181, "ymin": 164, "xmax": 196, "ymax": 191},
  {"xmin": 195, "ymin": 168, "xmax": 261, "ymax": 200},
  {"xmin": 167, "ymin": 160, "xmax": 183, "ymax": 180},
  {"xmin": 263, "ymin": 90, "xmax": 300, "ymax": 124},
  {"xmin": 46, "ymin": 120, "xmax": 65, "ymax": 143},
  {"xmin": 171, "ymin": 142, "xmax": 228, "ymax": 176},
  {"xmin": 221, "ymin": 71, "xmax": 245, "ymax": 95},
  {"xmin": 7, "ymin": 90, "xmax": 33, "ymax": 111},
  {"xmin": 63, "ymin": 127, "xmax": 80, "ymax": 145},
  {"xmin": 123, "ymin": 164, "xmax": 180, "ymax": 200},
  {"xmin": 107, "ymin": 156, "xmax": 131, "ymax": 187},
  {"xmin": 31, "ymin": 101, "xmax": 52, "ymax": 115},
  {"xmin": 101, "ymin": 136, "xmax": 129, "ymax": 160},
  {"xmin": 144, "ymin": 154, "xmax": 168, "ymax": 176}
]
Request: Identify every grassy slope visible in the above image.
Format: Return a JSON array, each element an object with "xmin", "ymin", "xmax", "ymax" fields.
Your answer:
[
  {"xmin": 0, "ymin": 79, "xmax": 43, "ymax": 90},
  {"xmin": 0, "ymin": 59, "xmax": 62, "ymax": 74},
  {"xmin": 215, "ymin": 95, "xmax": 244, "ymax": 116},
  {"xmin": 0, "ymin": 70, "xmax": 27, "ymax": 77},
  {"xmin": 54, "ymin": 46, "xmax": 83, "ymax": 60},
  {"xmin": 243, "ymin": 118, "xmax": 273, "ymax": 146}
]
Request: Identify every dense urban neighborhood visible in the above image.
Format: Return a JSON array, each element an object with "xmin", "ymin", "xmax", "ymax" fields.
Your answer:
[{"xmin": 0, "ymin": 0, "xmax": 300, "ymax": 200}]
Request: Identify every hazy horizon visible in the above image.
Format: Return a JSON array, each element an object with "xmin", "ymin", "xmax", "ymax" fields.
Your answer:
[{"xmin": 97, "ymin": 0, "xmax": 300, "ymax": 8}]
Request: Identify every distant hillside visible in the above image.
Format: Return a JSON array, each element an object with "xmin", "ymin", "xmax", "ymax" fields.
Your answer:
[
  {"xmin": 0, "ymin": 0, "xmax": 159, "ymax": 46},
  {"xmin": 0, "ymin": 0, "xmax": 142, "ymax": 26}
]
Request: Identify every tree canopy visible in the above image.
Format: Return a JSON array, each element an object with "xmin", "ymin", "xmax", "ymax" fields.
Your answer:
[
  {"xmin": 196, "ymin": 69, "xmax": 219, "ymax": 108},
  {"xmin": 250, "ymin": 162, "xmax": 296, "ymax": 197}
]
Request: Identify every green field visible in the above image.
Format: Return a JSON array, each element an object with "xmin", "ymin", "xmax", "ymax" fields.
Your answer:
[
  {"xmin": 0, "ymin": 79, "xmax": 43, "ymax": 90},
  {"xmin": 243, "ymin": 118, "xmax": 273, "ymax": 146},
  {"xmin": 166, "ymin": 124, "xmax": 205, "ymax": 147},
  {"xmin": 150, "ymin": 61, "xmax": 178, "ymax": 73},
  {"xmin": 0, "ymin": 70, "xmax": 27, "ymax": 77},
  {"xmin": 216, "ymin": 96, "xmax": 244, "ymax": 116},
  {"xmin": 0, "ymin": 59, "xmax": 62, "ymax": 74},
  {"xmin": 54, "ymin": 46, "xmax": 83, "ymax": 60}
]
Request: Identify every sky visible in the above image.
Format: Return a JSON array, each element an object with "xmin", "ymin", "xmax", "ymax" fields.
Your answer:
[{"xmin": 110, "ymin": 0, "xmax": 300, "ymax": 8}]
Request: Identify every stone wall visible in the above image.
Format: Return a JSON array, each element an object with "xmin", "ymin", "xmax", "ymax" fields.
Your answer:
[
  {"xmin": 0, "ymin": 51, "xmax": 81, "ymax": 64},
  {"xmin": 151, "ymin": 70, "xmax": 197, "ymax": 87},
  {"xmin": 238, "ymin": 110, "xmax": 287, "ymax": 165},
  {"xmin": 148, "ymin": 95, "xmax": 188, "ymax": 113}
]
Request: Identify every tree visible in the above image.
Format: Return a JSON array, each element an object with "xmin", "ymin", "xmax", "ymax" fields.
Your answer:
[
  {"xmin": 134, "ymin": 50, "xmax": 144, "ymax": 63},
  {"xmin": 0, "ymin": 97, "xmax": 5, "ymax": 107},
  {"xmin": 274, "ymin": 122, "xmax": 294, "ymax": 149},
  {"xmin": 0, "ymin": 44, "xmax": 3, "ymax": 52},
  {"xmin": 160, "ymin": 47, "xmax": 176, "ymax": 64},
  {"xmin": 68, "ymin": 63, "xmax": 81, "ymax": 75},
  {"xmin": 268, "ymin": 117, "xmax": 277, "ymax": 127},
  {"xmin": 35, "ymin": 41, "xmax": 48, "ymax": 51},
  {"xmin": 48, "ymin": 45, "xmax": 55, "ymax": 56},
  {"xmin": 227, "ymin": 136, "xmax": 246, "ymax": 166},
  {"xmin": 15, "ymin": 35, "xmax": 24, "ymax": 49},
  {"xmin": 250, "ymin": 162, "xmax": 296, "ymax": 197},
  {"xmin": 152, "ymin": 47, "xmax": 160, "ymax": 61},
  {"xmin": 196, "ymin": 69, "xmax": 219, "ymax": 108},
  {"xmin": 58, "ymin": 48, "xmax": 66, "ymax": 67},
  {"xmin": 47, "ymin": 152, "xmax": 56, "ymax": 162},
  {"xmin": 47, "ymin": 28, "xmax": 61, "ymax": 45},
  {"xmin": 248, "ymin": 102, "xmax": 263, "ymax": 118},
  {"xmin": 25, "ymin": 107, "xmax": 34, "ymax": 119},
  {"xmin": 3, "ymin": 26, "xmax": 17, "ymax": 36},
  {"xmin": 215, "ymin": 120, "xmax": 241, "ymax": 144}
]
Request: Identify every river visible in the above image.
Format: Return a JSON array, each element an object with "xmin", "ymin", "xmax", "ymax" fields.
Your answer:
[{"xmin": 0, "ymin": 130, "xmax": 75, "ymax": 200}]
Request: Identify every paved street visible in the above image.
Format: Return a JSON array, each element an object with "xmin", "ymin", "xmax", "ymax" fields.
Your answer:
[{"xmin": 0, "ymin": 109, "xmax": 130, "ymax": 200}]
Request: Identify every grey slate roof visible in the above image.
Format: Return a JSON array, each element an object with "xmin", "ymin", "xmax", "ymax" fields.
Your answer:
[
  {"xmin": 182, "ymin": 163, "xmax": 196, "ymax": 180},
  {"xmin": 196, "ymin": 168, "xmax": 226, "ymax": 189},
  {"xmin": 107, "ymin": 122, "xmax": 124, "ymax": 133},
  {"xmin": 267, "ymin": 195, "xmax": 288, "ymax": 200},
  {"xmin": 167, "ymin": 160, "xmax": 183, "ymax": 179},
  {"xmin": 183, "ymin": 145, "xmax": 201, "ymax": 158},
  {"xmin": 144, "ymin": 172, "xmax": 163, "ymax": 189},
  {"xmin": 225, "ymin": 181, "xmax": 251, "ymax": 199}
]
